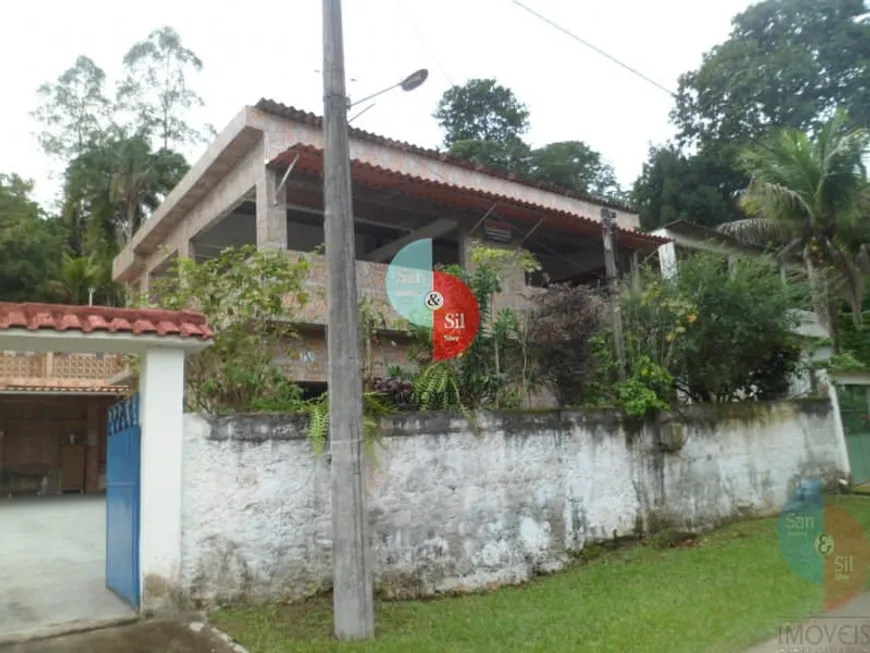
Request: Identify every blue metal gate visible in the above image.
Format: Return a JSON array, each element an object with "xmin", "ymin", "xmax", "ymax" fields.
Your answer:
[{"xmin": 106, "ymin": 394, "xmax": 141, "ymax": 608}]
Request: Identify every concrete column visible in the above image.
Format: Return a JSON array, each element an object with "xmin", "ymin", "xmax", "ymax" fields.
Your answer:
[
  {"xmin": 658, "ymin": 242, "xmax": 678, "ymax": 279},
  {"xmin": 256, "ymin": 168, "xmax": 288, "ymax": 250},
  {"xmin": 178, "ymin": 238, "xmax": 195, "ymax": 260},
  {"xmin": 825, "ymin": 373, "xmax": 852, "ymax": 480},
  {"xmin": 139, "ymin": 347, "xmax": 186, "ymax": 613}
]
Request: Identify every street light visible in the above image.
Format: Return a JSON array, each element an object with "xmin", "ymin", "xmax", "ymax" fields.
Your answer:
[
  {"xmin": 348, "ymin": 68, "xmax": 429, "ymax": 123},
  {"xmin": 349, "ymin": 68, "xmax": 429, "ymax": 108}
]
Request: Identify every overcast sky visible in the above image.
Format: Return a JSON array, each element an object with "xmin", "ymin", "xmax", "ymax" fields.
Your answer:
[{"xmin": 0, "ymin": 0, "xmax": 752, "ymax": 209}]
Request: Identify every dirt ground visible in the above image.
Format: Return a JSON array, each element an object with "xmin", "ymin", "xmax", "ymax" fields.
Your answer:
[{"xmin": 0, "ymin": 620, "xmax": 242, "ymax": 653}]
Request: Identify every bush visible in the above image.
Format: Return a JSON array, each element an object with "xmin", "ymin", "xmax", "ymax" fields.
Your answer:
[
  {"xmin": 526, "ymin": 283, "xmax": 606, "ymax": 406},
  {"xmin": 613, "ymin": 252, "xmax": 804, "ymax": 406}
]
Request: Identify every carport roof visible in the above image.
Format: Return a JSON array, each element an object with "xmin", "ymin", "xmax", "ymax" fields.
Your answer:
[{"xmin": 0, "ymin": 303, "xmax": 213, "ymax": 340}]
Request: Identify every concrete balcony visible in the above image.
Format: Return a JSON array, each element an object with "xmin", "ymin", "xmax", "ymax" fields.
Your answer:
[{"xmin": 286, "ymin": 250, "xmax": 542, "ymax": 328}]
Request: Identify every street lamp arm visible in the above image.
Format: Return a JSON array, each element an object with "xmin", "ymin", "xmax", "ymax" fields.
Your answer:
[{"xmin": 348, "ymin": 82, "xmax": 402, "ymax": 108}]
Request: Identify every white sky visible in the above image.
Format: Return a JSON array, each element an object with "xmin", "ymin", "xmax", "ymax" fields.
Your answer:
[{"xmin": 0, "ymin": 0, "xmax": 752, "ymax": 209}]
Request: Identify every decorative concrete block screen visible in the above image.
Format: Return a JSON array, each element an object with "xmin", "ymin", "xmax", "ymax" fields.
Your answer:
[{"xmin": 179, "ymin": 400, "xmax": 844, "ymax": 608}]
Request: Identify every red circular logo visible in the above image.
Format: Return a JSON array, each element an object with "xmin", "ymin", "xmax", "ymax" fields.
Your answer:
[{"xmin": 431, "ymin": 271, "xmax": 480, "ymax": 361}]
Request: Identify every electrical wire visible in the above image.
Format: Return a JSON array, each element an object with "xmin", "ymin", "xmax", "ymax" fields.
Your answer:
[
  {"xmin": 510, "ymin": 0, "xmax": 677, "ymax": 98},
  {"xmin": 393, "ymin": 0, "xmax": 457, "ymax": 87}
]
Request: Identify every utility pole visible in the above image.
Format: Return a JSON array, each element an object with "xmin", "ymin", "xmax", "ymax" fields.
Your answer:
[
  {"xmin": 322, "ymin": 0, "xmax": 374, "ymax": 640},
  {"xmin": 601, "ymin": 208, "xmax": 627, "ymax": 383}
]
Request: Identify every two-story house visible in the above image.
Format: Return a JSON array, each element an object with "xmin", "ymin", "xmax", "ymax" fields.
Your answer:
[{"xmin": 111, "ymin": 98, "xmax": 669, "ymax": 391}]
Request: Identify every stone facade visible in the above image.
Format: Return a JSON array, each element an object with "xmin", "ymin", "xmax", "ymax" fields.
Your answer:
[{"xmin": 179, "ymin": 399, "xmax": 845, "ymax": 607}]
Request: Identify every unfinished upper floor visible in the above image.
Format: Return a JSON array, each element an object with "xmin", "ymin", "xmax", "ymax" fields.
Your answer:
[{"xmin": 113, "ymin": 99, "xmax": 669, "ymax": 323}]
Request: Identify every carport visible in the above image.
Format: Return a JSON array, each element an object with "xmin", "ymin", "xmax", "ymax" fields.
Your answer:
[{"xmin": 0, "ymin": 302, "xmax": 212, "ymax": 641}]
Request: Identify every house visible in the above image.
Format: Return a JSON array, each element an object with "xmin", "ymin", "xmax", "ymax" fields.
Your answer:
[
  {"xmin": 111, "ymin": 98, "xmax": 670, "ymax": 391},
  {"xmin": 0, "ymin": 351, "xmax": 127, "ymax": 496}
]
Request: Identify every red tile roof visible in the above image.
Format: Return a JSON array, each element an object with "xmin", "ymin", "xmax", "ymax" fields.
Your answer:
[
  {"xmin": 270, "ymin": 144, "xmax": 670, "ymax": 250},
  {"xmin": 0, "ymin": 303, "xmax": 213, "ymax": 340},
  {"xmin": 254, "ymin": 98, "xmax": 636, "ymax": 214}
]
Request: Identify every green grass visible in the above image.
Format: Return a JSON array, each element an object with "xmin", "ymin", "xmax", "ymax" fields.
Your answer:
[{"xmin": 211, "ymin": 496, "xmax": 870, "ymax": 653}]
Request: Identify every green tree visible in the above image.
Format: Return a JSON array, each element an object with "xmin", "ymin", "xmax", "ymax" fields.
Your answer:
[
  {"xmin": 635, "ymin": 0, "xmax": 870, "ymax": 230},
  {"xmin": 31, "ymin": 56, "xmax": 113, "ymax": 160},
  {"xmin": 42, "ymin": 253, "xmax": 103, "ymax": 305},
  {"xmin": 434, "ymin": 78, "xmax": 530, "ymax": 146},
  {"xmin": 61, "ymin": 127, "xmax": 189, "ymax": 254},
  {"xmin": 632, "ymin": 144, "xmax": 745, "ymax": 230},
  {"xmin": 117, "ymin": 26, "xmax": 212, "ymax": 150},
  {"xmin": 673, "ymin": 0, "xmax": 870, "ymax": 147},
  {"xmin": 722, "ymin": 109, "xmax": 870, "ymax": 350},
  {"xmin": 528, "ymin": 141, "xmax": 621, "ymax": 198},
  {"xmin": 0, "ymin": 175, "xmax": 66, "ymax": 302},
  {"xmin": 434, "ymin": 79, "xmax": 624, "ymax": 196}
]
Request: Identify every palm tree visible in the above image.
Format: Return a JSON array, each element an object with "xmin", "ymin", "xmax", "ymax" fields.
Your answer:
[
  {"xmin": 720, "ymin": 108, "xmax": 870, "ymax": 351},
  {"xmin": 44, "ymin": 253, "xmax": 103, "ymax": 305}
]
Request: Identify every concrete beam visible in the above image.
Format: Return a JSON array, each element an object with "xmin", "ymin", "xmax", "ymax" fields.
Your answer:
[{"xmin": 365, "ymin": 218, "xmax": 457, "ymax": 263}]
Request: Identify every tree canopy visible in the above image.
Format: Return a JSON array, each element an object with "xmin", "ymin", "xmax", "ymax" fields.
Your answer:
[
  {"xmin": 0, "ymin": 25, "xmax": 209, "ymax": 305},
  {"xmin": 434, "ymin": 78, "xmax": 628, "ymax": 201},
  {"xmin": 634, "ymin": 0, "xmax": 870, "ymax": 230}
]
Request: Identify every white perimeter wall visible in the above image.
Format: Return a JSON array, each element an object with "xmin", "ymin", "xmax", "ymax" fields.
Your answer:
[{"xmin": 179, "ymin": 400, "xmax": 845, "ymax": 607}]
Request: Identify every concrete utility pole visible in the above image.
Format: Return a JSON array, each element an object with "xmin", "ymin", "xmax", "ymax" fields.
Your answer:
[
  {"xmin": 601, "ymin": 208, "xmax": 627, "ymax": 383},
  {"xmin": 322, "ymin": 0, "xmax": 375, "ymax": 640}
]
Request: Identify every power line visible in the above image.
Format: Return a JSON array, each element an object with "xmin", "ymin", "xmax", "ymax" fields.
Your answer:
[
  {"xmin": 394, "ymin": 0, "xmax": 456, "ymax": 87},
  {"xmin": 511, "ymin": 0, "xmax": 677, "ymax": 98}
]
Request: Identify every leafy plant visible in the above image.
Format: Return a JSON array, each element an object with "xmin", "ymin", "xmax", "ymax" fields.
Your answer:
[
  {"xmin": 304, "ymin": 391, "xmax": 395, "ymax": 457},
  {"xmin": 142, "ymin": 245, "xmax": 311, "ymax": 413},
  {"xmin": 616, "ymin": 356, "xmax": 673, "ymax": 419},
  {"xmin": 526, "ymin": 283, "xmax": 606, "ymax": 406}
]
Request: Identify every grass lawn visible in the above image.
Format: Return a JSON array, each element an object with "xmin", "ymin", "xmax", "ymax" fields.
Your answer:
[{"xmin": 211, "ymin": 496, "xmax": 870, "ymax": 653}]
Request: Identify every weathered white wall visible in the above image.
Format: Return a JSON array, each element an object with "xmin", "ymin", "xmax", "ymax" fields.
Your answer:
[{"xmin": 180, "ymin": 400, "xmax": 844, "ymax": 607}]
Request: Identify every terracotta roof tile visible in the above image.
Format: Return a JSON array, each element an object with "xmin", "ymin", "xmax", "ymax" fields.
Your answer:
[
  {"xmin": 254, "ymin": 98, "xmax": 637, "ymax": 214},
  {"xmin": 270, "ymin": 144, "xmax": 670, "ymax": 250},
  {"xmin": 0, "ymin": 303, "xmax": 213, "ymax": 340}
]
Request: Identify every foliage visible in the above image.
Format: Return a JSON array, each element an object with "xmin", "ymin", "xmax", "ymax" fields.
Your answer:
[
  {"xmin": 820, "ymin": 350, "xmax": 866, "ymax": 373},
  {"xmin": 117, "ymin": 26, "xmax": 213, "ymax": 150},
  {"xmin": 620, "ymin": 253, "xmax": 803, "ymax": 404},
  {"xmin": 526, "ymin": 283, "xmax": 606, "ymax": 406},
  {"xmin": 672, "ymin": 0, "xmax": 870, "ymax": 148},
  {"xmin": 433, "ymin": 78, "xmax": 626, "ymax": 200},
  {"xmin": 723, "ymin": 108, "xmax": 870, "ymax": 351},
  {"xmin": 143, "ymin": 245, "xmax": 312, "ymax": 413},
  {"xmin": 31, "ymin": 56, "xmax": 113, "ymax": 160},
  {"xmin": 434, "ymin": 78, "xmax": 530, "ymax": 147},
  {"xmin": 41, "ymin": 253, "xmax": 102, "ymax": 305},
  {"xmin": 62, "ymin": 126, "xmax": 189, "ymax": 252},
  {"xmin": 0, "ymin": 174, "xmax": 67, "ymax": 302},
  {"xmin": 304, "ymin": 391, "xmax": 395, "ymax": 457},
  {"xmin": 635, "ymin": 0, "xmax": 870, "ymax": 230},
  {"xmin": 631, "ymin": 143, "xmax": 745, "ymax": 230},
  {"xmin": 368, "ymin": 376, "xmax": 417, "ymax": 410},
  {"xmin": 410, "ymin": 244, "xmax": 542, "ymax": 411},
  {"xmin": 15, "ymin": 25, "xmax": 210, "ymax": 305},
  {"xmin": 528, "ymin": 141, "xmax": 622, "ymax": 199},
  {"xmin": 617, "ymin": 357, "xmax": 674, "ymax": 419}
]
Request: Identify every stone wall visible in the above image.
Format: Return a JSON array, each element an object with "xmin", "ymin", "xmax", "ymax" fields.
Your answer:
[{"xmin": 179, "ymin": 399, "xmax": 846, "ymax": 607}]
